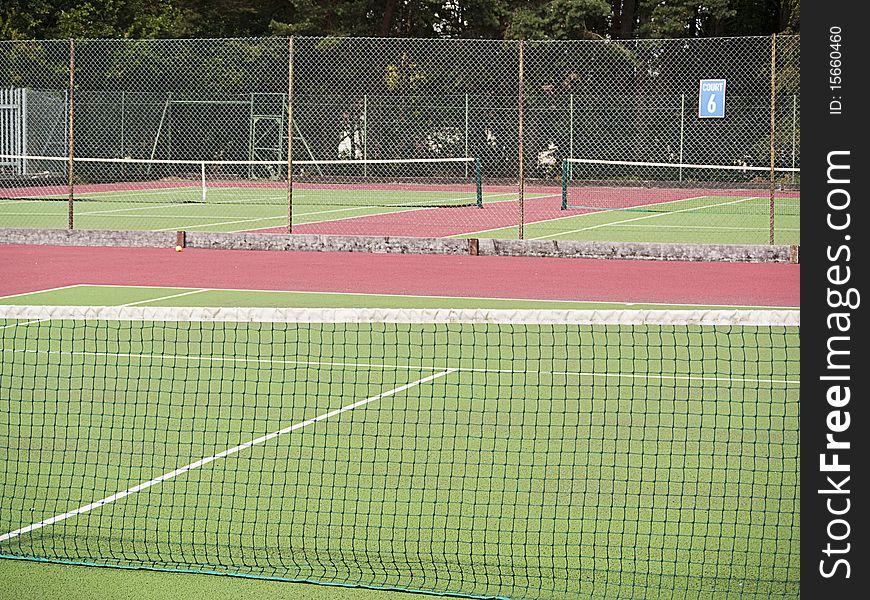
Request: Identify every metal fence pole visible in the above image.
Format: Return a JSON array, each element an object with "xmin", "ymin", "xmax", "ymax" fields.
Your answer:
[
  {"xmin": 791, "ymin": 93, "xmax": 797, "ymax": 183},
  {"xmin": 363, "ymin": 94, "xmax": 368, "ymax": 177},
  {"xmin": 568, "ymin": 93, "xmax": 573, "ymax": 179},
  {"xmin": 287, "ymin": 36, "xmax": 294, "ymax": 233},
  {"xmin": 22, "ymin": 89, "xmax": 27, "ymax": 174},
  {"xmin": 517, "ymin": 40, "xmax": 525, "ymax": 240},
  {"xmin": 464, "ymin": 93, "xmax": 469, "ymax": 178},
  {"xmin": 678, "ymin": 93, "xmax": 685, "ymax": 181},
  {"xmin": 769, "ymin": 33, "xmax": 777, "ymax": 245},
  {"xmin": 67, "ymin": 38, "xmax": 75, "ymax": 230}
]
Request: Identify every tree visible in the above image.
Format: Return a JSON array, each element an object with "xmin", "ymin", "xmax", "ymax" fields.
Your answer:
[
  {"xmin": 638, "ymin": 0, "xmax": 736, "ymax": 38},
  {"xmin": 1, "ymin": 0, "xmax": 799, "ymax": 41},
  {"xmin": 0, "ymin": 0, "xmax": 55, "ymax": 39},
  {"xmin": 635, "ymin": 1, "xmax": 799, "ymax": 38},
  {"xmin": 504, "ymin": 0, "xmax": 610, "ymax": 39},
  {"xmin": 1, "ymin": 1, "xmax": 194, "ymax": 39},
  {"xmin": 609, "ymin": 0, "xmax": 638, "ymax": 38}
]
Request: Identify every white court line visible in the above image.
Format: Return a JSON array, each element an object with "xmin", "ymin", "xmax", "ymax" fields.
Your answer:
[
  {"xmin": 52, "ymin": 284, "xmax": 796, "ymax": 310},
  {"xmin": 120, "ymin": 289, "xmax": 210, "ymax": 306},
  {"xmin": 2, "ymin": 191, "xmax": 526, "ymax": 233},
  {"xmin": 0, "ymin": 199, "xmax": 30, "ymax": 206},
  {"xmin": 531, "ymin": 197, "xmax": 759, "ymax": 240},
  {"xmin": 77, "ymin": 188, "xmax": 204, "ymax": 201},
  {"xmin": 76, "ymin": 202, "xmax": 203, "ymax": 216},
  {"xmin": 0, "ymin": 212, "xmax": 270, "ymax": 219},
  {"xmin": 0, "ymin": 284, "xmax": 85, "ymax": 301},
  {"xmin": 70, "ymin": 194, "xmax": 418, "ymax": 217},
  {"xmin": 0, "ymin": 317, "xmax": 51, "ymax": 331},
  {"xmin": 158, "ymin": 193, "xmax": 523, "ymax": 232},
  {"xmin": 155, "ymin": 215, "xmax": 286, "ymax": 231},
  {"xmin": 70, "ymin": 202, "xmax": 379, "ymax": 222},
  {"xmin": 78, "ymin": 200, "xmax": 366, "ymax": 219},
  {"xmin": 0, "ymin": 368, "xmax": 457, "ymax": 543},
  {"xmin": 3, "ymin": 201, "xmax": 209, "ymax": 218},
  {"xmin": 232, "ymin": 192, "xmax": 529, "ymax": 233},
  {"xmin": 604, "ymin": 224, "xmax": 801, "ymax": 231},
  {"xmin": 450, "ymin": 193, "xmax": 564, "ymax": 237},
  {"xmin": 9, "ymin": 188, "xmax": 202, "ymax": 203},
  {"xmin": 454, "ymin": 194, "xmax": 701, "ymax": 238},
  {"xmin": 0, "ymin": 289, "xmax": 209, "ymax": 330},
  {"xmin": 0, "ymin": 348, "xmax": 800, "ymax": 386}
]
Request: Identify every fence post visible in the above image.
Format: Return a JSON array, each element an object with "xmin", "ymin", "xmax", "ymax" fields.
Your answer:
[
  {"xmin": 67, "ymin": 38, "xmax": 75, "ymax": 230},
  {"xmin": 363, "ymin": 94, "xmax": 368, "ymax": 177},
  {"xmin": 678, "ymin": 93, "xmax": 685, "ymax": 181},
  {"xmin": 791, "ymin": 93, "xmax": 797, "ymax": 182},
  {"xmin": 464, "ymin": 92, "xmax": 469, "ymax": 178},
  {"xmin": 568, "ymin": 93, "xmax": 573, "ymax": 179},
  {"xmin": 769, "ymin": 33, "xmax": 777, "ymax": 245},
  {"xmin": 561, "ymin": 159, "xmax": 568, "ymax": 210},
  {"xmin": 120, "ymin": 91, "xmax": 125, "ymax": 158},
  {"xmin": 517, "ymin": 40, "xmax": 525, "ymax": 240},
  {"xmin": 287, "ymin": 36, "xmax": 294, "ymax": 233},
  {"xmin": 18, "ymin": 88, "xmax": 29, "ymax": 175}
]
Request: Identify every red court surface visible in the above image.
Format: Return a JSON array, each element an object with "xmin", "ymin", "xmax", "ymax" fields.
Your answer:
[
  {"xmin": 253, "ymin": 188, "xmax": 561, "ymax": 237},
  {"xmin": 252, "ymin": 185, "xmax": 796, "ymax": 238},
  {"xmin": 0, "ymin": 244, "xmax": 799, "ymax": 307}
]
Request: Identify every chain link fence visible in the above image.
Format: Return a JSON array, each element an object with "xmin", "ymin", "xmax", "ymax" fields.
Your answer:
[{"xmin": 1, "ymin": 35, "xmax": 798, "ymax": 244}]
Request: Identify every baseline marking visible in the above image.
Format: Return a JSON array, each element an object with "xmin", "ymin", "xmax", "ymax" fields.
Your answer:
[
  {"xmin": 454, "ymin": 194, "xmax": 705, "ymax": 238},
  {"xmin": 0, "ymin": 289, "xmax": 210, "ymax": 329},
  {"xmin": 24, "ymin": 284, "xmax": 796, "ymax": 310},
  {"xmin": 0, "ymin": 284, "xmax": 85, "ymax": 302},
  {"xmin": 531, "ymin": 197, "xmax": 759, "ymax": 240},
  {"xmin": 0, "ymin": 368, "xmax": 457, "ymax": 543},
  {"xmin": 121, "ymin": 289, "xmax": 210, "ymax": 306},
  {"xmin": 603, "ymin": 224, "xmax": 800, "ymax": 231}
]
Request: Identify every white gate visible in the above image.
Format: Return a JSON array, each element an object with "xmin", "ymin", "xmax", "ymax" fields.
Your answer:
[{"xmin": 0, "ymin": 87, "xmax": 26, "ymax": 174}]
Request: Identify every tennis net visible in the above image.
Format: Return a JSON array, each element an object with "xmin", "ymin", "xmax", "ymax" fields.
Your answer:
[
  {"xmin": 0, "ymin": 306, "xmax": 799, "ymax": 598},
  {"xmin": 561, "ymin": 158, "xmax": 800, "ymax": 217},
  {"xmin": 0, "ymin": 155, "xmax": 483, "ymax": 208}
]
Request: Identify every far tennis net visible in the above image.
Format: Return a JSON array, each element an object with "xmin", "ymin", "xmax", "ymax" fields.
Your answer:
[
  {"xmin": 0, "ymin": 306, "xmax": 799, "ymax": 599},
  {"xmin": 561, "ymin": 158, "xmax": 800, "ymax": 217},
  {"xmin": 0, "ymin": 154, "xmax": 483, "ymax": 208}
]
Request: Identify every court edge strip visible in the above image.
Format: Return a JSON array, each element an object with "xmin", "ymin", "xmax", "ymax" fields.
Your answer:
[{"xmin": 0, "ymin": 305, "xmax": 801, "ymax": 327}]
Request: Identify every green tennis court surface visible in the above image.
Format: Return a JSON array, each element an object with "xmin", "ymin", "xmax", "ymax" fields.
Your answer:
[
  {"xmin": 0, "ymin": 192, "xmax": 799, "ymax": 245},
  {"xmin": 0, "ymin": 191, "xmax": 500, "ymax": 234},
  {"xmin": 1, "ymin": 290, "xmax": 799, "ymax": 598},
  {"xmin": 0, "ymin": 284, "xmax": 788, "ymax": 310},
  {"xmin": 0, "ymin": 558, "xmax": 425, "ymax": 600},
  {"xmin": 467, "ymin": 195, "xmax": 800, "ymax": 245}
]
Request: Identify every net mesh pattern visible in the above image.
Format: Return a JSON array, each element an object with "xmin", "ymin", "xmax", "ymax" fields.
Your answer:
[{"xmin": 0, "ymin": 307, "xmax": 799, "ymax": 598}]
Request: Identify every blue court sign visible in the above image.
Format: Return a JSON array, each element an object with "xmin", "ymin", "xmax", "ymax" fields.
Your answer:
[{"xmin": 698, "ymin": 79, "xmax": 727, "ymax": 118}]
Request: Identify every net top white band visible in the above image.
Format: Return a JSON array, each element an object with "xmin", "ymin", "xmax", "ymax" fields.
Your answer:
[
  {"xmin": 0, "ymin": 154, "xmax": 476, "ymax": 167},
  {"xmin": 565, "ymin": 157, "xmax": 800, "ymax": 174},
  {"xmin": 0, "ymin": 305, "xmax": 800, "ymax": 327}
]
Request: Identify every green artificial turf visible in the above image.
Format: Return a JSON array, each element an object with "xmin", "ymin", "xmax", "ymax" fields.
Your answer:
[{"xmin": 1, "ymin": 309, "xmax": 800, "ymax": 598}]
